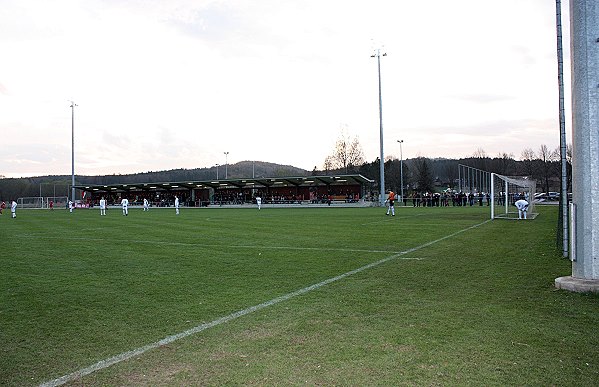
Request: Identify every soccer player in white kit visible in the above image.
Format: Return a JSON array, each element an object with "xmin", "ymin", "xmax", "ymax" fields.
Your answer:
[
  {"xmin": 11, "ymin": 200, "xmax": 17, "ymax": 218},
  {"xmin": 99, "ymin": 197, "xmax": 106, "ymax": 216},
  {"xmin": 514, "ymin": 198, "xmax": 529, "ymax": 220},
  {"xmin": 121, "ymin": 197, "xmax": 129, "ymax": 216},
  {"xmin": 68, "ymin": 200, "xmax": 74, "ymax": 213},
  {"xmin": 143, "ymin": 198, "xmax": 149, "ymax": 211},
  {"xmin": 256, "ymin": 196, "xmax": 262, "ymax": 210},
  {"xmin": 174, "ymin": 195, "xmax": 180, "ymax": 215}
]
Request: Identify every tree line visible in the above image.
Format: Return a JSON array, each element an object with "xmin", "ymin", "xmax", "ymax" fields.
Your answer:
[{"xmin": 321, "ymin": 133, "xmax": 571, "ymax": 195}]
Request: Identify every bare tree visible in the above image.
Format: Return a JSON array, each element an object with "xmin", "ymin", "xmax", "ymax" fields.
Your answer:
[
  {"xmin": 520, "ymin": 148, "xmax": 536, "ymax": 177},
  {"xmin": 472, "ymin": 148, "xmax": 487, "ymax": 158},
  {"xmin": 324, "ymin": 131, "xmax": 365, "ymax": 173},
  {"xmin": 471, "ymin": 147, "xmax": 489, "ymax": 170},
  {"xmin": 538, "ymin": 144, "xmax": 556, "ymax": 193},
  {"xmin": 323, "ymin": 155, "xmax": 334, "ymax": 174},
  {"xmin": 492, "ymin": 152, "xmax": 516, "ymax": 175}
]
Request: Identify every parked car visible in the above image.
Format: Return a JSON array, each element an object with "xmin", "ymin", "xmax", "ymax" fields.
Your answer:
[
  {"xmin": 547, "ymin": 192, "xmax": 560, "ymax": 200},
  {"xmin": 534, "ymin": 192, "xmax": 563, "ymax": 202}
]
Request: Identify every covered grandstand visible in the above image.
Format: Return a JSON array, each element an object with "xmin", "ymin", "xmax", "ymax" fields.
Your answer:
[{"xmin": 74, "ymin": 174, "xmax": 375, "ymax": 207}]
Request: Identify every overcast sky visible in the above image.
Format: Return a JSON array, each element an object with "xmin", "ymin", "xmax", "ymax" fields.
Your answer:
[{"xmin": 0, "ymin": 0, "xmax": 571, "ymax": 178}]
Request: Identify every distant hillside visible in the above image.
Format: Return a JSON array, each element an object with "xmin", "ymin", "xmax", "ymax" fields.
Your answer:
[
  {"xmin": 0, "ymin": 162, "xmax": 310, "ymax": 200},
  {"xmin": 74, "ymin": 161, "xmax": 309, "ymax": 185}
]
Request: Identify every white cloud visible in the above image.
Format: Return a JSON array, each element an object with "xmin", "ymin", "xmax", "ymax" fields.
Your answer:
[{"xmin": 0, "ymin": 0, "xmax": 571, "ymax": 177}]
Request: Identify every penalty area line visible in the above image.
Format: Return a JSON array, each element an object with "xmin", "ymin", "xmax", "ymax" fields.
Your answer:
[{"xmin": 39, "ymin": 219, "xmax": 490, "ymax": 387}]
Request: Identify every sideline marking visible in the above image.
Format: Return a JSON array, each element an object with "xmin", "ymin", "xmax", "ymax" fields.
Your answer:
[{"xmin": 39, "ymin": 220, "xmax": 489, "ymax": 387}]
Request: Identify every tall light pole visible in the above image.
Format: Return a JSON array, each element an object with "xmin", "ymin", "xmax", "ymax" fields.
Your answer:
[
  {"xmin": 555, "ymin": 0, "xmax": 568, "ymax": 258},
  {"xmin": 216, "ymin": 164, "xmax": 219, "ymax": 180},
  {"xmin": 372, "ymin": 48, "xmax": 387, "ymax": 205},
  {"xmin": 224, "ymin": 152, "xmax": 229, "ymax": 179},
  {"xmin": 70, "ymin": 101, "xmax": 77, "ymax": 202},
  {"xmin": 397, "ymin": 140, "xmax": 404, "ymax": 204}
]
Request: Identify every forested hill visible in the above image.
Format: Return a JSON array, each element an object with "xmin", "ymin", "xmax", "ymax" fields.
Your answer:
[
  {"xmin": 78, "ymin": 161, "xmax": 308, "ymax": 185},
  {"xmin": 0, "ymin": 161, "xmax": 309, "ymax": 200}
]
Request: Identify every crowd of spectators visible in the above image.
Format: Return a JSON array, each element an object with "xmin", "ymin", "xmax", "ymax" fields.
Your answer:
[
  {"xmin": 212, "ymin": 188, "xmax": 361, "ymax": 205},
  {"xmin": 403, "ymin": 191, "xmax": 525, "ymax": 207}
]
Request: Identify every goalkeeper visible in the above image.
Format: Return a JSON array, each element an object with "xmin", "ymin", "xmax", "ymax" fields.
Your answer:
[
  {"xmin": 385, "ymin": 190, "xmax": 396, "ymax": 216},
  {"xmin": 514, "ymin": 198, "xmax": 529, "ymax": 220}
]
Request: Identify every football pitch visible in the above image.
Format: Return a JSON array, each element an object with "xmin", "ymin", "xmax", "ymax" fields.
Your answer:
[{"xmin": 1, "ymin": 205, "xmax": 598, "ymax": 386}]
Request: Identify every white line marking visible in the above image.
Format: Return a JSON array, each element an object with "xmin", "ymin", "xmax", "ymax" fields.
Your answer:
[{"xmin": 39, "ymin": 219, "xmax": 489, "ymax": 387}]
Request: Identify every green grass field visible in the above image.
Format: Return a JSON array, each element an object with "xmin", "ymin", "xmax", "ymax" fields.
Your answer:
[{"xmin": 1, "ymin": 205, "xmax": 598, "ymax": 386}]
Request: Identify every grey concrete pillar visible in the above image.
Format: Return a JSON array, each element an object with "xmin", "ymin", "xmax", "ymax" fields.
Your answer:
[{"xmin": 555, "ymin": 0, "xmax": 599, "ymax": 293}]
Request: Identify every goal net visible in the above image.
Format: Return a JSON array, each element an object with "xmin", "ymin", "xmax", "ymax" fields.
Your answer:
[
  {"xmin": 16, "ymin": 197, "xmax": 69, "ymax": 209},
  {"xmin": 490, "ymin": 173, "xmax": 537, "ymax": 220},
  {"xmin": 45, "ymin": 196, "xmax": 68, "ymax": 209},
  {"xmin": 18, "ymin": 197, "xmax": 44, "ymax": 209}
]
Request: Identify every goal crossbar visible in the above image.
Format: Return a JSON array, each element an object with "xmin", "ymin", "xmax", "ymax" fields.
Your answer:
[{"xmin": 490, "ymin": 173, "xmax": 537, "ymax": 220}]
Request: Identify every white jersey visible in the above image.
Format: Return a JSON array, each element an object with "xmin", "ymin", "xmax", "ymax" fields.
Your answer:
[
  {"xmin": 121, "ymin": 198, "xmax": 129, "ymax": 207},
  {"xmin": 99, "ymin": 199, "xmax": 106, "ymax": 209},
  {"xmin": 11, "ymin": 201, "xmax": 17, "ymax": 211},
  {"xmin": 174, "ymin": 197, "xmax": 179, "ymax": 207},
  {"xmin": 515, "ymin": 199, "xmax": 529, "ymax": 211}
]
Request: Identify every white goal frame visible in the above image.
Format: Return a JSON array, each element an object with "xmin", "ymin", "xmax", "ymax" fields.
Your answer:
[
  {"xmin": 16, "ymin": 196, "xmax": 69, "ymax": 209},
  {"xmin": 44, "ymin": 196, "xmax": 69, "ymax": 209},
  {"xmin": 17, "ymin": 197, "xmax": 44, "ymax": 209},
  {"xmin": 490, "ymin": 173, "xmax": 537, "ymax": 220}
]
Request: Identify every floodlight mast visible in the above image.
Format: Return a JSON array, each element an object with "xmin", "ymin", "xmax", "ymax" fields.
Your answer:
[
  {"xmin": 70, "ymin": 101, "xmax": 77, "ymax": 203},
  {"xmin": 555, "ymin": 0, "xmax": 568, "ymax": 258},
  {"xmin": 372, "ymin": 48, "xmax": 387, "ymax": 205},
  {"xmin": 224, "ymin": 152, "xmax": 229, "ymax": 179}
]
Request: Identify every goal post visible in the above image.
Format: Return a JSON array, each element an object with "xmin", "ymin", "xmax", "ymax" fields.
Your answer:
[
  {"xmin": 17, "ymin": 197, "xmax": 44, "ymax": 209},
  {"xmin": 45, "ymin": 196, "xmax": 68, "ymax": 209},
  {"xmin": 490, "ymin": 173, "xmax": 537, "ymax": 220},
  {"xmin": 16, "ymin": 197, "xmax": 68, "ymax": 209}
]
